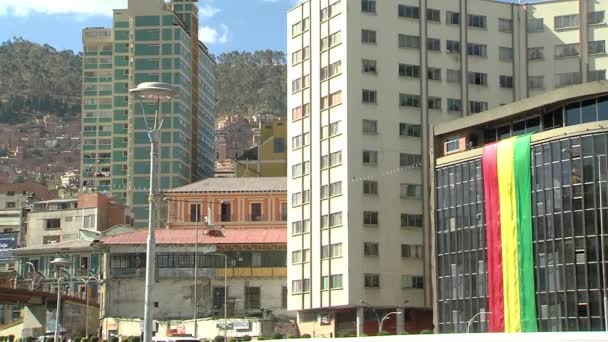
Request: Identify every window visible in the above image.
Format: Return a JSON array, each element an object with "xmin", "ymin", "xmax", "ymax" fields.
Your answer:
[
  {"xmin": 554, "ymin": 14, "xmax": 578, "ymax": 29},
  {"xmin": 446, "ymin": 40, "xmax": 460, "ymax": 54},
  {"xmin": 291, "ymin": 103, "xmax": 310, "ymax": 121},
  {"xmin": 292, "ymin": 279, "xmax": 310, "ymax": 294},
  {"xmin": 274, "ymin": 137, "xmax": 285, "ymax": 153},
  {"xmin": 470, "ymin": 101, "xmax": 488, "ymax": 114},
  {"xmin": 292, "ymin": 18, "xmax": 309, "ymax": 37},
  {"xmin": 190, "ymin": 204, "xmax": 201, "ymax": 222},
  {"xmin": 292, "ymin": 219, "xmax": 310, "ymax": 235},
  {"xmin": 589, "ymin": 70, "xmax": 606, "ymax": 82},
  {"xmin": 221, "ymin": 202, "xmax": 231, "ymax": 222},
  {"xmin": 292, "ymin": 132, "xmax": 310, "ymax": 150},
  {"xmin": 399, "ymin": 94, "xmax": 420, "ymax": 107},
  {"xmin": 427, "ymin": 38, "xmax": 440, "ymax": 51},
  {"xmin": 321, "ymin": 122, "xmax": 340, "ymax": 139},
  {"xmin": 401, "ymin": 214, "xmax": 423, "ymax": 228},
  {"xmin": 331, "ymin": 274, "xmax": 343, "ymax": 289},
  {"xmin": 291, "ymin": 46, "xmax": 310, "ymax": 65},
  {"xmin": 320, "ymin": 91, "xmax": 342, "ymax": 110},
  {"xmin": 428, "ymin": 97, "xmax": 442, "ymax": 110},
  {"xmin": 467, "ymin": 43, "xmax": 487, "ymax": 57},
  {"xmin": 361, "ymin": 0, "xmax": 376, "ymax": 14},
  {"xmin": 5, "ymin": 202, "xmax": 15, "ymax": 209},
  {"xmin": 321, "ymin": 0, "xmax": 341, "ymax": 21},
  {"xmin": 399, "ymin": 123, "xmax": 421, "ymax": 137},
  {"xmin": 448, "ymin": 99, "xmax": 462, "ymax": 113},
  {"xmin": 46, "ymin": 219, "xmax": 61, "ymax": 230},
  {"xmin": 447, "ymin": 69, "xmax": 461, "ymax": 83},
  {"xmin": 528, "ymin": 76, "xmax": 545, "ymax": 90},
  {"xmin": 427, "ymin": 67, "xmax": 441, "ymax": 81},
  {"xmin": 398, "ymin": 5, "xmax": 419, "ymax": 19},
  {"xmin": 281, "ymin": 287, "xmax": 287, "ymax": 308},
  {"xmin": 468, "ymin": 72, "xmax": 487, "ymax": 86},
  {"xmin": 6, "ymin": 191, "xmax": 14, "ymax": 196},
  {"xmin": 362, "ymin": 119, "xmax": 378, "ymax": 134},
  {"xmin": 250, "ymin": 203, "xmax": 262, "ymax": 221},
  {"xmin": 500, "ymin": 75, "xmax": 513, "ymax": 89},
  {"xmin": 361, "ymin": 29, "xmax": 377, "ymax": 44},
  {"xmin": 589, "ymin": 40, "xmax": 606, "ymax": 55},
  {"xmin": 321, "ymin": 31, "xmax": 341, "ymax": 50},
  {"xmin": 555, "ymin": 43, "xmax": 579, "ymax": 58},
  {"xmin": 398, "ymin": 34, "xmax": 420, "ymax": 49},
  {"xmin": 468, "ymin": 14, "xmax": 487, "ymax": 29},
  {"xmin": 362, "ymin": 150, "xmax": 378, "ymax": 165},
  {"xmin": 329, "ymin": 151, "xmax": 342, "ymax": 167},
  {"xmin": 400, "ymin": 153, "xmax": 421, "ymax": 167},
  {"xmin": 43, "ymin": 235, "xmax": 60, "ymax": 244},
  {"xmin": 281, "ymin": 202, "xmax": 287, "ymax": 221},
  {"xmin": 321, "ymin": 212, "xmax": 343, "ymax": 228},
  {"xmin": 363, "ymin": 181, "xmax": 378, "ymax": 195},
  {"xmin": 499, "ymin": 47, "xmax": 513, "ymax": 61},
  {"xmin": 292, "ymin": 75, "xmax": 310, "ymax": 93},
  {"xmin": 401, "ymin": 275, "xmax": 424, "ymax": 289},
  {"xmin": 321, "ymin": 243, "xmax": 342, "ymax": 258},
  {"xmin": 499, "ymin": 18, "xmax": 513, "ymax": 33},
  {"xmin": 363, "ymin": 211, "xmax": 379, "ymax": 225},
  {"xmin": 400, "ymin": 183, "xmax": 421, "ymax": 199},
  {"xmin": 364, "ymin": 242, "xmax": 379, "ymax": 256},
  {"xmin": 528, "ymin": 18, "xmax": 544, "ymax": 32},
  {"xmin": 321, "ymin": 181, "xmax": 342, "ymax": 199},
  {"xmin": 401, "ymin": 244, "xmax": 423, "ymax": 258},
  {"xmin": 65, "ymin": 216, "xmax": 73, "ymax": 222},
  {"xmin": 399, "ymin": 64, "xmax": 420, "ymax": 78},
  {"xmin": 364, "ymin": 273, "xmax": 380, "ymax": 288},
  {"xmin": 362, "ymin": 89, "xmax": 377, "ymax": 103},
  {"xmin": 427, "ymin": 9, "xmax": 440, "ymax": 22},
  {"xmin": 292, "ymin": 249, "xmax": 309, "ymax": 264},
  {"xmin": 446, "ymin": 11, "xmax": 460, "ymax": 25},
  {"xmin": 244, "ymin": 287, "xmax": 260, "ymax": 310},
  {"xmin": 321, "ymin": 61, "xmax": 342, "ymax": 80},
  {"xmin": 528, "ymin": 47, "xmax": 544, "ymax": 61},
  {"xmin": 362, "ymin": 59, "xmax": 377, "ymax": 73},
  {"xmin": 589, "ymin": 11, "xmax": 605, "ymax": 25},
  {"xmin": 556, "ymin": 72, "xmax": 581, "ymax": 87}
]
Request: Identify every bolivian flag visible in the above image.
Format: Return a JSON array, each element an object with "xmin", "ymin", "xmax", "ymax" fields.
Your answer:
[{"xmin": 482, "ymin": 135, "xmax": 537, "ymax": 333}]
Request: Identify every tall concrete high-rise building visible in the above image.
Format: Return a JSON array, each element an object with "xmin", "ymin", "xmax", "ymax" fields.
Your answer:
[
  {"xmin": 81, "ymin": 0, "xmax": 216, "ymax": 227},
  {"xmin": 286, "ymin": 0, "xmax": 607, "ymax": 336}
]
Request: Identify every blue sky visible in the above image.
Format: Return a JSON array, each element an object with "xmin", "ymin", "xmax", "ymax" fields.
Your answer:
[
  {"xmin": 0, "ymin": 0, "xmax": 297, "ymax": 55},
  {"xmin": 0, "ymin": 0, "xmax": 534, "ymax": 56}
]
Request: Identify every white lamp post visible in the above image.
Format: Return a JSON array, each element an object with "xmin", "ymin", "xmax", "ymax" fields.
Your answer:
[
  {"xmin": 50, "ymin": 257, "xmax": 71, "ymax": 342},
  {"xmin": 466, "ymin": 311, "xmax": 490, "ymax": 333},
  {"xmin": 129, "ymin": 82, "xmax": 177, "ymax": 342},
  {"xmin": 378, "ymin": 311, "xmax": 402, "ymax": 335}
]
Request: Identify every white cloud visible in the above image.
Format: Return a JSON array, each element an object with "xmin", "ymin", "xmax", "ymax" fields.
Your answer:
[
  {"xmin": 198, "ymin": 3, "xmax": 220, "ymax": 18},
  {"xmin": 0, "ymin": 0, "xmax": 126, "ymax": 17},
  {"xmin": 198, "ymin": 24, "xmax": 229, "ymax": 45}
]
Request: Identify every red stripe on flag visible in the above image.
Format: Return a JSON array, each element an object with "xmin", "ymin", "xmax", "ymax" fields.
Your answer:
[{"xmin": 482, "ymin": 143, "xmax": 505, "ymax": 332}]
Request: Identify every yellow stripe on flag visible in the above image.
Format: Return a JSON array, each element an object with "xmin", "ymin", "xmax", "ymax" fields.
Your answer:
[{"xmin": 497, "ymin": 138, "xmax": 521, "ymax": 332}]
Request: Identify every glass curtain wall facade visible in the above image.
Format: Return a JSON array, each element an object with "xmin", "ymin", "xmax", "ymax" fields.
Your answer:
[{"xmin": 435, "ymin": 132, "xmax": 608, "ymax": 333}]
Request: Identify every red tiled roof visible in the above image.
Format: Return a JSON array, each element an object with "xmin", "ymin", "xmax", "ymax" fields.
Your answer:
[{"xmin": 99, "ymin": 228, "xmax": 286, "ymax": 245}]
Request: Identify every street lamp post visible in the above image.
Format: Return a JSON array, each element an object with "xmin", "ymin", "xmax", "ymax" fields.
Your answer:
[
  {"xmin": 378, "ymin": 312, "xmax": 402, "ymax": 335},
  {"xmin": 80, "ymin": 275, "xmax": 98, "ymax": 339},
  {"xmin": 359, "ymin": 301, "xmax": 380, "ymax": 335},
  {"xmin": 25, "ymin": 261, "xmax": 36, "ymax": 291},
  {"xmin": 50, "ymin": 257, "xmax": 71, "ymax": 342},
  {"xmin": 129, "ymin": 82, "xmax": 177, "ymax": 342},
  {"xmin": 466, "ymin": 311, "xmax": 490, "ymax": 333},
  {"xmin": 206, "ymin": 253, "xmax": 228, "ymax": 341}
]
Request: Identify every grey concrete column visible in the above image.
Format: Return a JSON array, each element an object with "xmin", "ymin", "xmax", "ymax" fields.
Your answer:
[
  {"xmin": 356, "ymin": 306, "xmax": 364, "ymax": 337},
  {"xmin": 396, "ymin": 307, "xmax": 405, "ymax": 334}
]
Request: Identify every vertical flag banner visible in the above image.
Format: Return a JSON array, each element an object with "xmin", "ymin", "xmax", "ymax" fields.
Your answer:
[{"xmin": 482, "ymin": 135, "xmax": 537, "ymax": 333}]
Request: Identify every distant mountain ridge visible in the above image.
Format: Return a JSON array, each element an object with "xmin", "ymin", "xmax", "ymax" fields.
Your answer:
[{"xmin": 0, "ymin": 38, "xmax": 287, "ymax": 123}]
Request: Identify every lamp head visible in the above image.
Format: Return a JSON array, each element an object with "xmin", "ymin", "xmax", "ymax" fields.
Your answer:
[
  {"xmin": 50, "ymin": 257, "xmax": 70, "ymax": 267},
  {"xmin": 129, "ymin": 82, "xmax": 177, "ymax": 101}
]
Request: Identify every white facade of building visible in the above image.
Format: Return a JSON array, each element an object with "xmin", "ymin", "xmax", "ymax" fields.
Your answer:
[{"xmin": 286, "ymin": 0, "xmax": 608, "ymax": 328}]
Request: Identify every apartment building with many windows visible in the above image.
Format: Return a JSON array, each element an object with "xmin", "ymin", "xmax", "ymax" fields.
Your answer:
[
  {"xmin": 286, "ymin": 0, "xmax": 608, "ymax": 336},
  {"xmin": 81, "ymin": 0, "xmax": 216, "ymax": 227}
]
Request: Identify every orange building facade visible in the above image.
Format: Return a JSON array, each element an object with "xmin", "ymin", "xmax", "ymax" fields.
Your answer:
[{"xmin": 164, "ymin": 177, "xmax": 287, "ymax": 230}]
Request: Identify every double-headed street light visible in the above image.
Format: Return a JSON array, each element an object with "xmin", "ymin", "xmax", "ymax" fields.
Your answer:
[
  {"xmin": 50, "ymin": 257, "xmax": 71, "ymax": 342},
  {"xmin": 129, "ymin": 82, "xmax": 178, "ymax": 342}
]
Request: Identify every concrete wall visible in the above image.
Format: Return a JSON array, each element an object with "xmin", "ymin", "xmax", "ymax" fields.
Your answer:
[
  {"xmin": 101, "ymin": 317, "xmax": 274, "ymax": 340},
  {"xmin": 26, "ymin": 208, "xmax": 97, "ymax": 246}
]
